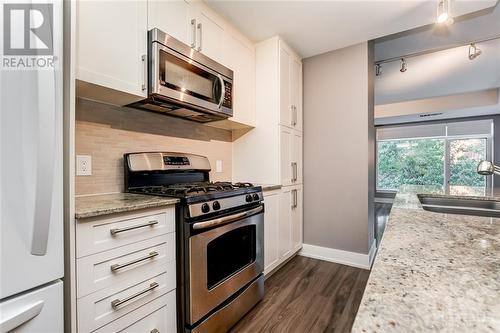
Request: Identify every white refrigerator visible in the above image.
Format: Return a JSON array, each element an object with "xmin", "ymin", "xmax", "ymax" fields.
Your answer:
[{"xmin": 0, "ymin": 0, "xmax": 64, "ymax": 332}]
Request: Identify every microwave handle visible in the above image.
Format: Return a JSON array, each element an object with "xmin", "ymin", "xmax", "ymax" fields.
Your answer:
[
  {"xmin": 217, "ymin": 74, "xmax": 226, "ymax": 109},
  {"xmin": 190, "ymin": 19, "xmax": 197, "ymax": 48}
]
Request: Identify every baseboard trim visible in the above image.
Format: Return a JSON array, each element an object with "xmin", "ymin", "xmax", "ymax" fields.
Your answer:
[{"xmin": 299, "ymin": 242, "xmax": 377, "ymax": 270}]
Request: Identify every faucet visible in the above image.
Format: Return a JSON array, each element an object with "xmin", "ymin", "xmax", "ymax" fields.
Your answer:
[{"xmin": 477, "ymin": 160, "xmax": 500, "ymax": 176}]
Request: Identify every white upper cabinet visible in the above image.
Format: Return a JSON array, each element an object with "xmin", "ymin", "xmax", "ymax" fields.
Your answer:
[
  {"xmin": 226, "ymin": 35, "xmax": 256, "ymax": 126},
  {"xmin": 76, "ymin": 0, "xmax": 148, "ymax": 97},
  {"xmin": 279, "ymin": 42, "xmax": 303, "ymax": 131},
  {"xmin": 279, "ymin": 46, "xmax": 291, "ymax": 128},
  {"xmin": 147, "ymin": 0, "xmax": 192, "ymax": 45},
  {"xmin": 194, "ymin": 9, "xmax": 227, "ymax": 65},
  {"xmin": 290, "ymin": 58, "xmax": 303, "ymax": 131}
]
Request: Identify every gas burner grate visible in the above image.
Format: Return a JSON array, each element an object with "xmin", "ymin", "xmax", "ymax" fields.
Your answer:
[
  {"xmin": 233, "ymin": 182, "xmax": 254, "ymax": 188},
  {"xmin": 134, "ymin": 181, "xmax": 256, "ymax": 198}
]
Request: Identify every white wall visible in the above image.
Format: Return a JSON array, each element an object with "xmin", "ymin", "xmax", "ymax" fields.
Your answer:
[{"xmin": 303, "ymin": 42, "xmax": 375, "ymax": 256}]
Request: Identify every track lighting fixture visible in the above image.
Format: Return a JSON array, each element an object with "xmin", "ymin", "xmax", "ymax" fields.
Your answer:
[
  {"xmin": 399, "ymin": 58, "xmax": 407, "ymax": 73},
  {"xmin": 436, "ymin": 0, "xmax": 452, "ymax": 24},
  {"xmin": 468, "ymin": 43, "xmax": 482, "ymax": 60},
  {"xmin": 375, "ymin": 64, "xmax": 382, "ymax": 76}
]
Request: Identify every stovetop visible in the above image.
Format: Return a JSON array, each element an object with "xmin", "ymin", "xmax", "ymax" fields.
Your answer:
[{"xmin": 129, "ymin": 181, "xmax": 262, "ymax": 204}]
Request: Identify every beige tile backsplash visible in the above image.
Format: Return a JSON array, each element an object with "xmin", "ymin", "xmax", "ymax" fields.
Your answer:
[{"xmin": 76, "ymin": 99, "xmax": 233, "ymax": 196}]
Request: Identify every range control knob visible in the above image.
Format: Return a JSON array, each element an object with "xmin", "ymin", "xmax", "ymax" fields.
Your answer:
[
  {"xmin": 201, "ymin": 203, "xmax": 210, "ymax": 213},
  {"xmin": 245, "ymin": 194, "xmax": 253, "ymax": 203},
  {"xmin": 212, "ymin": 201, "xmax": 221, "ymax": 210},
  {"xmin": 252, "ymin": 193, "xmax": 260, "ymax": 201}
]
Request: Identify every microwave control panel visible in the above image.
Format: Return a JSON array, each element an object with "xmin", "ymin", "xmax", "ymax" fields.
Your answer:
[{"xmin": 222, "ymin": 81, "xmax": 232, "ymax": 109}]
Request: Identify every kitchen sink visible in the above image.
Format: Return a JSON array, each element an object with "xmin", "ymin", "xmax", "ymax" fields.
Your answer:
[{"xmin": 418, "ymin": 194, "xmax": 500, "ymax": 218}]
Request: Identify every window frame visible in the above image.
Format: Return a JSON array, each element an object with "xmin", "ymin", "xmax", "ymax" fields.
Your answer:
[{"xmin": 376, "ymin": 121, "xmax": 494, "ymax": 195}]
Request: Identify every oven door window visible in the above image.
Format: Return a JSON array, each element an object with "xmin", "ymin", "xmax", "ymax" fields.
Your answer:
[
  {"xmin": 206, "ymin": 225, "xmax": 256, "ymax": 289},
  {"xmin": 159, "ymin": 49, "xmax": 222, "ymax": 104}
]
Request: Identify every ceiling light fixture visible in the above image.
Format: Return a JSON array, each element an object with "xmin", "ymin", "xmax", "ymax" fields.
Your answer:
[
  {"xmin": 436, "ymin": 0, "xmax": 452, "ymax": 24},
  {"xmin": 400, "ymin": 58, "xmax": 407, "ymax": 73},
  {"xmin": 375, "ymin": 64, "xmax": 382, "ymax": 76},
  {"xmin": 468, "ymin": 43, "xmax": 482, "ymax": 60}
]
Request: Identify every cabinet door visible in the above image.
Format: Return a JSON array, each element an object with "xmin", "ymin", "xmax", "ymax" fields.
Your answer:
[
  {"xmin": 279, "ymin": 45, "xmax": 291, "ymax": 127},
  {"xmin": 278, "ymin": 188, "xmax": 292, "ymax": 259},
  {"xmin": 196, "ymin": 10, "xmax": 227, "ymax": 65},
  {"xmin": 225, "ymin": 35, "xmax": 255, "ymax": 126},
  {"xmin": 77, "ymin": 0, "xmax": 147, "ymax": 97},
  {"xmin": 292, "ymin": 131, "xmax": 303, "ymax": 184},
  {"xmin": 263, "ymin": 192, "xmax": 279, "ymax": 273},
  {"xmin": 280, "ymin": 126, "xmax": 293, "ymax": 186},
  {"xmin": 147, "ymin": 0, "xmax": 191, "ymax": 45},
  {"xmin": 290, "ymin": 58, "xmax": 303, "ymax": 131},
  {"xmin": 291, "ymin": 186, "xmax": 303, "ymax": 252}
]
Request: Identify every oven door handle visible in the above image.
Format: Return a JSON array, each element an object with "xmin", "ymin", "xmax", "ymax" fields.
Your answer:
[{"xmin": 193, "ymin": 205, "xmax": 263, "ymax": 230}]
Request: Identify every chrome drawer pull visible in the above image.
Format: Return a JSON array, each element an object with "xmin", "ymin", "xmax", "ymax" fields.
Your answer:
[
  {"xmin": 110, "ymin": 220, "xmax": 158, "ymax": 236},
  {"xmin": 110, "ymin": 251, "xmax": 159, "ymax": 271},
  {"xmin": 151, "ymin": 329, "xmax": 159, "ymax": 333},
  {"xmin": 111, "ymin": 282, "xmax": 159, "ymax": 309}
]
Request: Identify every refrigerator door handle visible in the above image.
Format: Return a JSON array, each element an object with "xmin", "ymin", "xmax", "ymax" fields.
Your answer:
[
  {"xmin": 0, "ymin": 300, "xmax": 44, "ymax": 332},
  {"xmin": 31, "ymin": 66, "xmax": 57, "ymax": 256}
]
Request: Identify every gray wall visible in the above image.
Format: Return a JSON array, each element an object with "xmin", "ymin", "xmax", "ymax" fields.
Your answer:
[{"xmin": 303, "ymin": 42, "xmax": 375, "ymax": 254}]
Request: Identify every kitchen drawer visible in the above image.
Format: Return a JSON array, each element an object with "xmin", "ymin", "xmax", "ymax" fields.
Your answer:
[
  {"xmin": 93, "ymin": 291, "xmax": 176, "ymax": 333},
  {"xmin": 76, "ymin": 207, "xmax": 175, "ymax": 258},
  {"xmin": 77, "ymin": 234, "xmax": 175, "ymax": 298},
  {"xmin": 77, "ymin": 272, "xmax": 175, "ymax": 332}
]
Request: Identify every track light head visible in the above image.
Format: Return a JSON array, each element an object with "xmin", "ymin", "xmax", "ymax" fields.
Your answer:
[
  {"xmin": 437, "ymin": 0, "xmax": 452, "ymax": 24},
  {"xmin": 468, "ymin": 43, "xmax": 482, "ymax": 60},
  {"xmin": 400, "ymin": 58, "xmax": 407, "ymax": 73}
]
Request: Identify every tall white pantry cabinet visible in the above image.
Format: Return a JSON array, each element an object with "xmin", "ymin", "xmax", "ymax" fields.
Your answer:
[{"xmin": 233, "ymin": 36, "xmax": 304, "ymax": 275}]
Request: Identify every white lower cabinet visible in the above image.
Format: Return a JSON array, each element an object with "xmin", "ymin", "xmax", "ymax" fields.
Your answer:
[
  {"xmin": 264, "ymin": 186, "xmax": 303, "ymax": 276},
  {"xmin": 278, "ymin": 187, "xmax": 292, "ymax": 259},
  {"xmin": 291, "ymin": 186, "xmax": 303, "ymax": 252},
  {"xmin": 93, "ymin": 291, "xmax": 176, "ymax": 333},
  {"xmin": 75, "ymin": 206, "xmax": 177, "ymax": 333},
  {"xmin": 263, "ymin": 190, "xmax": 280, "ymax": 274}
]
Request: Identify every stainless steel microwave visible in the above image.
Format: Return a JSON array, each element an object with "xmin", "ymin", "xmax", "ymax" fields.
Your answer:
[{"xmin": 129, "ymin": 28, "xmax": 233, "ymax": 123}]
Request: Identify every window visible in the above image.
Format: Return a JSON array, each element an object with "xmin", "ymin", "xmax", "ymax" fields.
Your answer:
[{"xmin": 376, "ymin": 120, "xmax": 493, "ymax": 195}]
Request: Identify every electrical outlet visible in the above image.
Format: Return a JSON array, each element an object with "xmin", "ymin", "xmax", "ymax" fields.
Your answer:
[
  {"xmin": 76, "ymin": 155, "xmax": 92, "ymax": 176},
  {"xmin": 216, "ymin": 160, "xmax": 223, "ymax": 173}
]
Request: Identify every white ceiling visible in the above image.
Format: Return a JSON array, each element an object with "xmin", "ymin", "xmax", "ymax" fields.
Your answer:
[{"xmin": 205, "ymin": 0, "xmax": 498, "ymax": 58}]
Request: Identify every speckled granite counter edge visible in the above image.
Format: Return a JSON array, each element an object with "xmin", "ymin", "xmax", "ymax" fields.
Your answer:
[{"xmin": 75, "ymin": 193, "xmax": 179, "ymax": 219}]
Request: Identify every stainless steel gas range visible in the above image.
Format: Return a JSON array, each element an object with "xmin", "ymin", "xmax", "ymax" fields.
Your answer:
[{"xmin": 124, "ymin": 152, "xmax": 264, "ymax": 333}]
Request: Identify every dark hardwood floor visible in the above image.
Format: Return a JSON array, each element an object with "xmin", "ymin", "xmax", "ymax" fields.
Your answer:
[{"xmin": 229, "ymin": 256, "xmax": 370, "ymax": 333}]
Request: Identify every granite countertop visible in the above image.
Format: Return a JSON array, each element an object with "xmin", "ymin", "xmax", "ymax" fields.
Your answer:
[
  {"xmin": 352, "ymin": 185, "xmax": 500, "ymax": 332},
  {"xmin": 75, "ymin": 193, "xmax": 179, "ymax": 219},
  {"xmin": 255, "ymin": 184, "xmax": 282, "ymax": 192}
]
